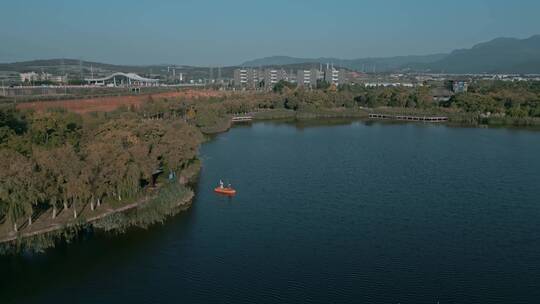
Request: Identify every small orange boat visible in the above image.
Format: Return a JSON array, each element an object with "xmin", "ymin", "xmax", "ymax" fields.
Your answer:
[
  {"xmin": 214, "ymin": 180, "xmax": 236, "ymax": 196},
  {"xmin": 214, "ymin": 187, "xmax": 237, "ymax": 196}
]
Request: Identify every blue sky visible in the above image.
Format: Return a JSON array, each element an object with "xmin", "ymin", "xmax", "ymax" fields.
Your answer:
[{"xmin": 1, "ymin": 0, "xmax": 539, "ymax": 65}]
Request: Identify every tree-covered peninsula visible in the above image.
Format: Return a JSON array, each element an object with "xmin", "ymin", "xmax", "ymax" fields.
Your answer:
[{"xmin": 0, "ymin": 101, "xmax": 204, "ymax": 252}]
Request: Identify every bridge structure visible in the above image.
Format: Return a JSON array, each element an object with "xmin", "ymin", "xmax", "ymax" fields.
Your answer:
[
  {"xmin": 231, "ymin": 113, "xmax": 254, "ymax": 122},
  {"xmin": 369, "ymin": 113, "xmax": 448, "ymax": 122},
  {"xmin": 85, "ymin": 72, "xmax": 159, "ymax": 87}
]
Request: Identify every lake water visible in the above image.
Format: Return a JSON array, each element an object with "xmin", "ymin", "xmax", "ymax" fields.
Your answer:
[{"xmin": 2, "ymin": 120, "xmax": 540, "ymax": 304}]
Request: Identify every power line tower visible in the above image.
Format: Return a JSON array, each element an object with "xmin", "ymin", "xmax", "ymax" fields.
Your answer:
[
  {"xmin": 61, "ymin": 58, "xmax": 66, "ymax": 76},
  {"xmin": 79, "ymin": 59, "xmax": 83, "ymax": 80},
  {"xmin": 61, "ymin": 58, "xmax": 67, "ymax": 93}
]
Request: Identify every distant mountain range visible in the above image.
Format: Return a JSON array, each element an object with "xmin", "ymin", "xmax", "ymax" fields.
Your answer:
[
  {"xmin": 2, "ymin": 35, "xmax": 540, "ymax": 76},
  {"xmin": 242, "ymin": 35, "xmax": 540, "ymax": 74},
  {"xmin": 413, "ymin": 35, "xmax": 540, "ymax": 74}
]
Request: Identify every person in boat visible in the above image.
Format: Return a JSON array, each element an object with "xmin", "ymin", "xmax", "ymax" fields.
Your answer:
[
  {"xmin": 228, "ymin": 183, "xmax": 232, "ymax": 189},
  {"xmin": 219, "ymin": 180, "xmax": 224, "ymax": 189}
]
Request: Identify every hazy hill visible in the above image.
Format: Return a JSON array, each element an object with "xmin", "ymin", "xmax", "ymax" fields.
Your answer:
[
  {"xmin": 0, "ymin": 59, "xmax": 172, "ymax": 76},
  {"xmin": 0, "ymin": 59, "xmax": 232, "ymax": 80},
  {"xmin": 414, "ymin": 35, "xmax": 540, "ymax": 74},
  {"xmin": 242, "ymin": 54, "xmax": 447, "ymax": 72}
]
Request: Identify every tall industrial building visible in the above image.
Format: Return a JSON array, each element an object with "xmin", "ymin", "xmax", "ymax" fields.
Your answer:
[
  {"xmin": 233, "ymin": 68, "xmax": 262, "ymax": 88},
  {"xmin": 234, "ymin": 65, "xmax": 348, "ymax": 89},
  {"xmin": 324, "ymin": 66, "xmax": 339, "ymax": 84},
  {"xmin": 234, "ymin": 68, "xmax": 289, "ymax": 89},
  {"xmin": 263, "ymin": 69, "xmax": 288, "ymax": 89},
  {"xmin": 323, "ymin": 64, "xmax": 348, "ymax": 86},
  {"xmin": 297, "ymin": 68, "xmax": 322, "ymax": 88}
]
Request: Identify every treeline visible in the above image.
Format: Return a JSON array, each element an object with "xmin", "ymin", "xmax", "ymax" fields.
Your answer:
[
  {"xmin": 230, "ymin": 80, "xmax": 540, "ymax": 116},
  {"xmin": 344, "ymin": 81, "xmax": 540, "ymax": 119},
  {"xmin": 442, "ymin": 81, "xmax": 540, "ymax": 118},
  {"xmin": 0, "ymin": 105, "xmax": 202, "ymax": 233},
  {"xmin": 146, "ymin": 81, "xmax": 540, "ymax": 130},
  {"xmin": 271, "ymin": 80, "xmax": 435, "ymax": 110}
]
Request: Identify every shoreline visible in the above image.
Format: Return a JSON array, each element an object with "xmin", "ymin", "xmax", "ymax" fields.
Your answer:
[
  {"xmin": 1, "ymin": 111, "xmax": 537, "ymax": 254},
  {"xmin": 0, "ymin": 190, "xmax": 195, "ymax": 245},
  {"xmin": 0, "ymin": 111, "xmax": 234, "ymax": 253},
  {"xmin": 251, "ymin": 108, "xmax": 540, "ymax": 128},
  {"xmin": 0, "ymin": 161, "xmax": 201, "ymax": 254}
]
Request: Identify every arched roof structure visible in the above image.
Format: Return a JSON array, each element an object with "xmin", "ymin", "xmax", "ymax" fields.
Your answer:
[{"xmin": 85, "ymin": 72, "xmax": 159, "ymax": 83}]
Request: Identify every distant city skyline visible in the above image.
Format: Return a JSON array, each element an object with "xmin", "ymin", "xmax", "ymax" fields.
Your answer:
[{"xmin": 1, "ymin": 0, "xmax": 540, "ymax": 65}]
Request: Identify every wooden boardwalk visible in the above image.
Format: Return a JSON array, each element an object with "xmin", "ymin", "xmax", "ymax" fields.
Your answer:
[
  {"xmin": 231, "ymin": 113, "xmax": 253, "ymax": 122},
  {"xmin": 369, "ymin": 113, "xmax": 448, "ymax": 122}
]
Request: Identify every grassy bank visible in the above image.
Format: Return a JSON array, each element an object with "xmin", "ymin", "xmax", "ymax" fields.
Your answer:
[
  {"xmin": 252, "ymin": 107, "xmax": 478, "ymax": 125},
  {"xmin": 0, "ymin": 219, "xmax": 88, "ymax": 255},
  {"xmin": 253, "ymin": 109, "xmax": 296, "ymax": 120},
  {"xmin": 0, "ymin": 182, "xmax": 195, "ymax": 255},
  {"xmin": 93, "ymin": 182, "xmax": 194, "ymax": 233},
  {"xmin": 199, "ymin": 115, "xmax": 232, "ymax": 134},
  {"xmin": 480, "ymin": 116, "xmax": 540, "ymax": 126},
  {"xmin": 353, "ymin": 106, "xmax": 540, "ymax": 127},
  {"xmin": 253, "ymin": 108, "xmax": 369, "ymax": 121},
  {"xmin": 252, "ymin": 106, "xmax": 540, "ymax": 128}
]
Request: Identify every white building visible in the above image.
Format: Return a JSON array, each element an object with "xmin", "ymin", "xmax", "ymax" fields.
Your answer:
[
  {"xmin": 20, "ymin": 72, "xmax": 67, "ymax": 83},
  {"xmin": 297, "ymin": 70, "xmax": 311, "ymax": 86},
  {"xmin": 263, "ymin": 69, "xmax": 288, "ymax": 89},
  {"xmin": 233, "ymin": 68, "xmax": 262, "ymax": 88},
  {"xmin": 50, "ymin": 75, "xmax": 68, "ymax": 83},
  {"xmin": 297, "ymin": 68, "xmax": 322, "ymax": 87},
  {"xmin": 324, "ymin": 66, "xmax": 340, "ymax": 85},
  {"xmin": 85, "ymin": 72, "xmax": 159, "ymax": 86},
  {"xmin": 234, "ymin": 69, "xmax": 248, "ymax": 86},
  {"xmin": 20, "ymin": 72, "xmax": 39, "ymax": 82}
]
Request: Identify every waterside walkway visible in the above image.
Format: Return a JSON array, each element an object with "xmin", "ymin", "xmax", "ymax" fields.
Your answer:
[{"xmin": 369, "ymin": 113, "xmax": 448, "ymax": 122}]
